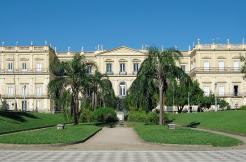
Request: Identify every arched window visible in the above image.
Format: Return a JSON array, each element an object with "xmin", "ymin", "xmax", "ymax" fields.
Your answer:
[{"xmin": 119, "ymin": 82, "xmax": 126, "ymax": 96}]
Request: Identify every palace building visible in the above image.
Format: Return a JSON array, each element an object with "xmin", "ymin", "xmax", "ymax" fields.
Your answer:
[{"xmin": 0, "ymin": 43, "xmax": 245, "ymax": 112}]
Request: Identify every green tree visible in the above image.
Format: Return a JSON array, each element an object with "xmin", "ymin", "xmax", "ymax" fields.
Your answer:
[
  {"xmin": 48, "ymin": 54, "xmax": 89, "ymax": 125},
  {"xmin": 128, "ymin": 47, "xmax": 185, "ymax": 125}
]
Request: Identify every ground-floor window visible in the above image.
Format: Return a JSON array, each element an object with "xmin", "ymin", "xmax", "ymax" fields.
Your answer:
[
  {"xmin": 119, "ymin": 82, "xmax": 126, "ymax": 96},
  {"xmin": 203, "ymin": 86, "xmax": 210, "ymax": 96},
  {"xmin": 22, "ymin": 100, "xmax": 27, "ymax": 112}
]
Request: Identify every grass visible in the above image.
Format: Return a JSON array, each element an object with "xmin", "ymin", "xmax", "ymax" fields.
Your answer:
[
  {"xmin": 130, "ymin": 122, "xmax": 241, "ymax": 147},
  {"xmin": 0, "ymin": 124, "xmax": 101, "ymax": 144},
  {"xmin": 173, "ymin": 110, "xmax": 246, "ymax": 136},
  {"xmin": 0, "ymin": 111, "xmax": 66, "ymax": 134}
]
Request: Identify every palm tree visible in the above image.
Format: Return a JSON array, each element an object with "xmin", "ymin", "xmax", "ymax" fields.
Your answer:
[
  {"xmin": 129, "ymin": 47, "xmax": 184, "ymax": 125},
  {"xmin": 48, "ymin": 54, "xmax": 89, "ymax": 125},
  {"xmin": 88, "ymin": 70, "xmax": 105, "ymax": 110}
]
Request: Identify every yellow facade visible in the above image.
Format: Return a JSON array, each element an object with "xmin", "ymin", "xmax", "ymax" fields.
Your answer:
[{"xmin": 0, "ymin": 44, "xmax": 246, "ymax": 112}]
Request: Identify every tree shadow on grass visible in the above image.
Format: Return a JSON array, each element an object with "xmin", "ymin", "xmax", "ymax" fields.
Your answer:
[{"xmin": 0, "ymin": 111, "xmax": 39, "ymax": 122}]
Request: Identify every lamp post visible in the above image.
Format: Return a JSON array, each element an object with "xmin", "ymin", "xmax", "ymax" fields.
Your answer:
[{"xmin": 214, "ymin": 83, "xmax": 218, "ymax": 112}]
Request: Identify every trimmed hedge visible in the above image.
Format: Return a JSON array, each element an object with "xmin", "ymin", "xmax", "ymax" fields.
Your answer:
[
  {"xmin": 80, "ymin": 109, "xmax": 94, "ymax": 123},
  {"xmin": 80, "ymin": 107, "xmax": 118, "ymax": 123},
  {"xmin": 238, "ymin": 105, "xmax": 246, "ymax": 110},
  {"xmin": 93, "ymin": 107, "xmax": 118, "ymax": 123},
  {"xmin": 128, "ymin": 111, "xmax": 158, "ymax": 124}
]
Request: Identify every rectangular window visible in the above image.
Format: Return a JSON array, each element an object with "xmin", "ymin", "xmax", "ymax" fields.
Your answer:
[
  {"xmin": 36, "ymin": 63, "xmax": 42, "ymax": 72},
  {"xmin": 218, "ymin": 61, "xmax": 224, "ymax": 71},
  {"xmin": 218, "ymin": 85, "xmax": 224, "ymax": 96},
  {"xmin": 21, "ymin": 85, "xmax": 28, "ymax": 97},
  {"xmin": 120, "ymin": 83, "xmax": 126, "ymax": 96},
  {"xmin": 7, "ymin": 87, "xmax": 14, "ymax": 96},
  {"xmin": 203, "ymin": 86, "xmax": 210, "ymax": 96},
  {"xmin": 36, "ymin": 87, "xmax": 42, "ymax": 97},
  {"xmin": 22, "ymin": 62, "xmax": 27, "ymax": 71},
  {"xmin": 133, "ymin": 63, "xmax": 139, "ymax": 72},
  {"xmin": 106, "ymin": 63, "xmax": 112, "ymax": 73},
  {"xmin": 233, "ymin": 61, "xmax": 240, "ymax": 71},
  {"xmin": 233, "ymin": 85, "xmax": 238, "ymax": 96},
  {"xmin": 181, "ymin": 65, "xmax": 186, "ymax": 71},
  {"xmin": 8, "ymin": 62, "xmax": 13, "ymax": 71},
  {"xmin": 120, "ymin": 63, "xmax": 125, "ymax": 72},
  {"xmin": 87, "ymin": 65, "xmax": 92, "ymax": 74},
  {"xmin": 37, "ymin": 100, "xmax": 41, "ymax": 109},
  {"xmin": 203, "ymin": 61, "xmax": 209, "ymax": 71}
]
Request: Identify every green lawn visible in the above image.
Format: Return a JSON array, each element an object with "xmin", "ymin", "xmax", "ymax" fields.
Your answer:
[
  {"xmin": 0, "ymin": 111, "xmax": 66, "ymax": 134},
  {"xmin": 173, "ymin": 110, "xmax": 246, "ymax": 136},
  {"xmin": 0, "ymin": 124, "xmax": 100, "ymax": 144},
  {"xmin": 131, "ymin": 122, "xmax": 241, "ymax": 147}
]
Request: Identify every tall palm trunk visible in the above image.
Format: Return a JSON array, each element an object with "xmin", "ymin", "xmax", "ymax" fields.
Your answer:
[
  {"xmin": 159, "ymin": 80, "xmax": 164, "ymax": 125},
  {"xmin": 94, "ymin": 91, "xmax": 97, "ymax": 109},
  {"xmin": 71, "ymin": 94, "xmax": 79, "ymax": 125}
]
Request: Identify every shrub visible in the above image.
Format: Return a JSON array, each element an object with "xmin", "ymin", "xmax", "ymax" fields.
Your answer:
[
  {"xmin": 146, "ymin": 112, "xmax": 159, "ymax": 124},
  {"xmin": 128, "ymin": 111, "xmax": 158, "ymax": 124},
  {"xmin": 239, "ymin": 105, "xmax": 246, "ymax": 110},
  {"xmin": 128, "ymin": 111, "xmax": 147, "ymax": 122},
  {"xmin": 80, "ymin": 109, "xmax": 94, "ymax": 123},
  {"xmin": 93, "ymin": 107, "xmax": 117, "ymax": 123}
]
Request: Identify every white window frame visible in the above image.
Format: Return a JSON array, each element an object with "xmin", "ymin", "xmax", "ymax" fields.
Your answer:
[
  {"xmin": 119, "ymin": 82, "xmax": 126, "ymax": 96},
  {"xmin": 203, "ymin": 86, "xmax": 210, "ymax": 96},
  {"xmin": 8, "ymin": 62, "xmax": 13, "ymax": 71},
  {"xmin": 106, "ymin": 63, "xmax": 112, "ymax": 73},
  {"xmin": 36, "ymin": 63, "xmax": 42, "ymax": 72},
  {"xmin": 218, "ymin": 61, "xmax": 224, "ymax": 71},
  {"xmin": 21, "ymin": 85, "xmax": 28, "ymax": 97},
  {"xmin": 7, "ymin": 86, "xmax": 14, "ymax": 96},
  {"xmin": 233, "ymin": 60, "xmax": 240, "ymax": 71},
  {"xmin": 120, "ymin": 63, "xmax": 125, "ymax": 73},
  {"xmin": 133, "ymin": 63, "xmax": 139, "ymax": 72},
  {"xmin": 181, "ymin": 65, "xmax": 186, "ymax": 72},
  {"xmin": 22, "ymin": 62, "xmax": 27, "ymax": 71},
  {"xmin": 36, "ymin": 87, "xmax": 42, "ymax": 97},
  {"xmin": 218, "ymin": 85, "xmax": 225, "ymax": 96},
  {"xmin": 203, "ymin": 61, "xmax": 210, "ymax": 71},
  {"xmin": 87, "ymin": 65, "xmax": 92, "ymax": 74}
]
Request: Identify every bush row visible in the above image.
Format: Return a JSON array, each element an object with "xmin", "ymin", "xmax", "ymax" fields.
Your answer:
[
  {"xmin": 127, "ymin": 111, "xmax": 175, "ymax": 124},
  {"xmin": 127, "ymin": 111, "xmax": 159, "ymax": 124},
  {"xmin": 80, "ymin": 107, "xmax": 118, "ymax": 123},
  {"xmin": 239, "ymin": 105, "xmax": 246, "ymax": 110}
]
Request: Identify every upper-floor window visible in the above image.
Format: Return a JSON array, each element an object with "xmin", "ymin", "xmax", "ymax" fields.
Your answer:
[
  {"xmin": 233, "ymin": 85, "xmax": 239, "ymax": 96},
  {"xmin": 7, "ymin": 86, "xmax": 14, "ymax": 96},
  {"xmin": 106, "ymin": 63, "xmax": 112, "ymax": 73},
  {"xmin": 36, "ymin": 63, "xmax": 42, "ymax": 72},
  {"xmin": 218, "ymin": 85, "xmax": 225, "ymax": 96},
  {"xmin": 133, "ymin": 63, "xmax": 139, "ymax": 73},
  {"xmin": 22, "ymin": 62, "xmax": 27, "ymax": 71},
  {"xmin": 203, "ymin": 61, "xmax": 209, "ymax": 71},
  {"xmin": 120, "ymin": 63, "xmax": 125, "ymax": 73},
  {"xmin": 87, "ymin": 65, "xmax": 92, "ymax": 74},
  {"xmin": 21, "ymin": 85, "xmax": 28, "ymax": 97},
  {"xmin": 218, "ymin": 61, "xmax": 224, "ymax": 71},
  {"xmin": 8, "ymin": 62, "xmax": 13, "ymax": 71},
  {"xmin": 233, "ymin": 60, "xmax": 240, "ymax": 71},
  {"xmin": 36, "ymin": 87, "xmax": 42, "ymax": 97}
]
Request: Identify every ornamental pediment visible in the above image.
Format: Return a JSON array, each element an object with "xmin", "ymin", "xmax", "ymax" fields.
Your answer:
[{"xmin": 96, "ymin": 46, "xmax": 146, "ymax": 56}]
